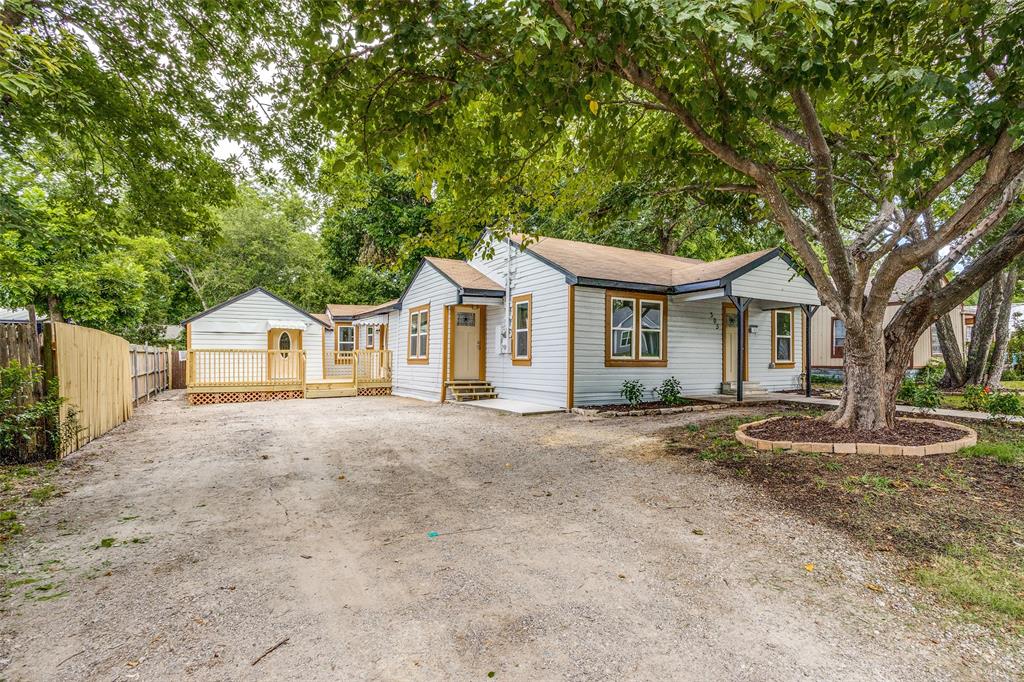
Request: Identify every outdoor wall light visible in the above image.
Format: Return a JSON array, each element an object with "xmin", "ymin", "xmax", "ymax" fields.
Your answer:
[{"xmin": 748, "ymin": 324, "xmax": 759, "ymax": 334}]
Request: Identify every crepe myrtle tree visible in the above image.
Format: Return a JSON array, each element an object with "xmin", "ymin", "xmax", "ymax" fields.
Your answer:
[{"xmin": 299, "ymin": 0, "xmax": 1024, "ymax": 430}]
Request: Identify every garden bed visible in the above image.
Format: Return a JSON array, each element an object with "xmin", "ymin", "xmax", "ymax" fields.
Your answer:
[
  {"xmin": 737, "ymin": 416, "xmax": 975, "ymax": 456},
  {"xmin": 573, "ymin": 399, "xmax": 724, "ymax": 417}
]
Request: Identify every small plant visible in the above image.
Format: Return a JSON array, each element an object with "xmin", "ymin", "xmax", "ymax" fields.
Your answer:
[
  {"xmin": 962, "ymin": 384, "xmax": 990, "ymax": 412},
  {"xmin": 653, "ymin": 376, "xmax": 685, "ymax": 405},
  {"xmin": 987, "ymin": 391, "xmax": 1022, "ymax": 419},
  {"xmin": 1001, "ymin": 368, "xmax": 1022, "ymax": 382},
  {"xmin": 1, "ymin": 361, "xmax": 78, "ymax": 463},
  {"xmin": 619, "ymin": 379, "xmax": 646, "ymax": 407},
  {"xmin": 898, "ymin": 378, "xmax": 941, "ymax": 410}
]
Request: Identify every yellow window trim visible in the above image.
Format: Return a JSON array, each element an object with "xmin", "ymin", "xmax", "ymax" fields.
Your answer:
[
  {"xmin": 512, "ymin": 293, "xmax": 532, "ymax": 366},
  {"xmin": 407, "ymin": 304, "xmax": 430, "ymax": 364},
  {"xmin": 771, "ymin": 308, "xmax": 796, "ymax": 368},
  {"xmin": 604, "ymin": 290, "xmax": 668, "ymax": 367}
]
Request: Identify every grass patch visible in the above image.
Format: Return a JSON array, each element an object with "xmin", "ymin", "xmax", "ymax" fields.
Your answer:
[
  {"xmin": 659, "ymin": 407, "xmax": 1024, "ymax": 634},
  {"xmin": 29, "ymin": 483, "xmax": 56, "ymax": 503},
  {"xmin": 918, "ymin": 548, "xmax": 1024, "ymax": 630}
]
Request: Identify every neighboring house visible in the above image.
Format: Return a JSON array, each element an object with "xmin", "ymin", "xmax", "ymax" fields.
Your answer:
[
  {"xmin": 182, "ymin": 233, "xmax": 823, "ymax": 407},
  {"xmin": 809, "ymin": 270, "xmax": 968, "ymax": 372},
  {"xmin": 0, "ymin": 307, "xmax": 46, "ymax": 332},
  {"xmin": 961, "ymin": 303, "xmax": 1024, "ymax": 344}
]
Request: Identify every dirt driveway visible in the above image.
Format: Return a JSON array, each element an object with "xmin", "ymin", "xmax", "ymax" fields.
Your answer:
[{"xmin": 0, "ymin": 393, "xmax": 1012, "ymax": 680}]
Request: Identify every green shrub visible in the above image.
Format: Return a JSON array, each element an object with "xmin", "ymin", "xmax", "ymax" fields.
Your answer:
[
  {"xmin": 1001, "ymin": 368, "xmax": 1022, "ymax": 382},
  {"xmin": 653, "ymin": 376, "xmax": 684, "ymax": 405},
  {"xmin": 898, "ymin": 378, "xmax": 941, "ymax": 410},
  {"xmin": 620, "ymin": 379, "xmax": 646, "ymax": 407},
  {"xmin": 962, "ymin": 384, "xmax": 990, "ymax": 412},
  {"xmin": 987, "ymin": 391, "xmax": 1022, "ymax": 419},
  {"xmin": 1, "ymin": 361, "xmax": 77, "ymax": 463}
]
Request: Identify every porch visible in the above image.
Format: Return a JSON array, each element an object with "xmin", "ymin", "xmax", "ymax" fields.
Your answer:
[{"xmin": 185, "ymin": 348, "xmax": 392, "ymax": 404}]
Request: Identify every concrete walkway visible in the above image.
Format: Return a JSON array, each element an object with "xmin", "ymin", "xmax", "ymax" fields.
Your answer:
[
  {"xmin": 453, "ymin": 397, "xmax": 565, "ymax": 416},
  {"xmin": 698, "ymin": 392, "xmax": 1024, "ymax": 424}
]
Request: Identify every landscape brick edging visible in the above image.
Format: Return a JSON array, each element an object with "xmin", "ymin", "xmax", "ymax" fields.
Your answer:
[
  {"xmin": 572, "ymin": 403, "xmax": 728, "ymax": 418},
  {"xmin": 734, "ymin": 417, "xmax": 977, "ymax": 456}
]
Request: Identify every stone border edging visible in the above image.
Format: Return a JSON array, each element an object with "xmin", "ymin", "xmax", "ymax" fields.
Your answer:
[
  {"xmin": 572, "ymin": 403, "xmax": 728, "ymax": 418},
  {"xmin": 735, "ymin": 416, "xmax": 977, "ymax": 456}
]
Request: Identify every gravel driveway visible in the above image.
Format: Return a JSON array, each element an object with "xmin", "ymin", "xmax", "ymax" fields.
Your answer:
[{"xmin": 0, "ymin": 393, "xmax": 1010, "ymax": 680}]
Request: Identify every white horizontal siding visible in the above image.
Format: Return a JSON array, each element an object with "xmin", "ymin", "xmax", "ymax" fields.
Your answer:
[
  {"xmin": 471, "ymin": 239, "xmax": 569, "ymax": 408},
  {"xmin": 730, "ymin": 257, "xmax": 820, "ymax": 305},
  {"xmin": 392, "ymin": 264, "xmax": 459, "ymax": 402},
  {"xmin": 572, "ymin": 292, "xmax": 805, "ymax": 405},
  {"xmin": 189, "ymin": 290, "xmax": 324, "ymax": 382}
]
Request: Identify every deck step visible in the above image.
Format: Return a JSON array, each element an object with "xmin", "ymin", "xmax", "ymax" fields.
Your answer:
[
  {"xmin": 719, "ymin": 381, "xmax": 768, "ymax": 396},
  {"xmin": 447, "ymin": 380, "xmax": 499, "ymax": 402},
  {"xmin": 306, "ymin": 386, "xmax": 357, "ymax": 398}
]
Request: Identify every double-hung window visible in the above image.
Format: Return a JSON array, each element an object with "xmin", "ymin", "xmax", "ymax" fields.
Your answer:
[
  {"xmin": 831, "ymin": 318, "xmax": 845, "ymax": 359},
  {"xmin": 512, "ymin": 293, "xmax": 532, "ymax": 366},
  {"xmin": 366, "ymin": 325, "xmax": 375, "ymax": 350},
  {"xmin": 772, "ymin": 309, "xmax": 794, "ymax": 367},
  {"xmin": 407, "ymin": 305, "xmax": 429, "ymax": 363},
  {"xmin": 606, "ymin": 291, "xmax": 667, "ymax": 366},
  {"xmin": 337, "ymin": 325, "xmax": 355, "ymax": 352}
]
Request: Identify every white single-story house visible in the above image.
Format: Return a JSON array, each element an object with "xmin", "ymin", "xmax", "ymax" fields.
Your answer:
[
  {"xmin": 810, "ymin": 270, "xmax": 969, "ymax": 374},
  {"xmin": 183, "ymin": 232, "xmax": 824, "ymax": 407}
]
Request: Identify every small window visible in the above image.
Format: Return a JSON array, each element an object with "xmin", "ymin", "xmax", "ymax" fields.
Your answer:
[
  {"xmin": 337, "ymin": 325, "xmax": 355, "ymax": 352},
  {"xmin": 512, "ymin": 294, "xmax": 531, "ymax": 365},
  {"xmin": 366, "ymin": 325, "xmax": 375, "ymax": 349},
  {"xmin": 407, "ymin": 306, "xmax": 429, "ymax": 363},
  {"xmin": 606, "ymin": 291, "xmax": 667, "ymax": 366},
  {"xmin": 831, "ymin": 318, "xmax": 845, "ymax": 359},
  {"xmin": 772, "ymin": 310, "xmax": 794, "ymax": 366},
  {"xmin": 278, "ymin": 331, "xmax": 292, "ymax": 358},
  {"xmin": 930, "ymin": 326, "xmax": 942, "ymax": 356},
  {"xmin": 456, "ymin": 312, "xmax": 476, "ymax": 326}
]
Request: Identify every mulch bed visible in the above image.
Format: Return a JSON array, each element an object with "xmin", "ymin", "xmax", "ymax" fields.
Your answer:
[
  {"xmin": 746, "ymin": 416, "xmax": 969, "ymax": 446},
  {"xmin": 590, "ymin": 399, "xmax": 706, "ymax": 413}
]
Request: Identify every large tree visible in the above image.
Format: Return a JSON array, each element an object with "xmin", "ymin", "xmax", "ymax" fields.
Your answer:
[{"xmin": 300, "ymin": 0, "xmax": 1024, "ymax": 429}]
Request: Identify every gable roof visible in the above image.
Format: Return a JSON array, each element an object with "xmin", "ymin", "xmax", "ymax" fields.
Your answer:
[
  {"xmin": 424, "ymin": 257, "xmax": 504, "ymax": 293},
  {"xmin": 182, "ymin": 287, "xmax": 330, "ymax": 327},
  {"xmin": 507, "ymin": 234, "xmax": 804, "ymax": 293}
]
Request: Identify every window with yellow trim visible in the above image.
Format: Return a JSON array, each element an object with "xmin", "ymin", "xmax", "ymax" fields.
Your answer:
[
  {"xmin": 512, "ymin": 293, "xmax": 532, "ymax": 365},
  {"xmin": 408, "ymin": 306, "xmax": 429, "ymax": 362},
  {"xmin": 605, "ymin": 291, "xmax": 667, "ymax": 366},
  {"xmin": 337, "ymin": 325, "xmax": 355, "ymax": 352},
  {"xmin": 772, "ymin": 310, "xmax": 794, "ymax": 366}
]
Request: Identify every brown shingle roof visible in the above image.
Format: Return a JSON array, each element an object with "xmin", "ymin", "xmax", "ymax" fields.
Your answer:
[
  {"xmin": 326, "ymin": 304, "xmax": 383, "ymax": 319},
  {"xmin": 425, "ymin": 257, "xmax": 503, "ymax": 291},
  {"xmin": 508, "ymin": 234, "xmax": 775, "ymax": 288},
  {"xmin": 311, "ymin": 313, "xmax": 331, "ymax": 325}
]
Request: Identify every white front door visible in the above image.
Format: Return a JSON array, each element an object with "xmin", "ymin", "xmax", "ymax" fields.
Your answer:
[{"xmin": 453, "ymin": 306, "xmax": 480, "ymax": 380}]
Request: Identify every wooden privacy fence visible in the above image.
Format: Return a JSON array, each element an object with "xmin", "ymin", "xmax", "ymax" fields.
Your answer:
[
  {"xmin": 0, "ymin": 323, "xmax": 43, "ymax": 400},
  {"xmin": 130, "ymin": 344, "xmax": 172, "ymax": 404}
]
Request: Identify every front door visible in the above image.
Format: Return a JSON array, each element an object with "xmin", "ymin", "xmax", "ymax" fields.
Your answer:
[
  {"xmin": 453, "ymin": 306, "xmax": 481, "ymax": 380},
  {"xmin": 268, "ymin": 328, "xmax": 301, "ymax": 381},
  {"xmin": 721, "ymin": 304, "xmax": 748, "ymax": 382}
]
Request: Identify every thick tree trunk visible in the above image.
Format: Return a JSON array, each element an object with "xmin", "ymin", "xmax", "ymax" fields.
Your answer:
[
  {"xmin": 985, "ymin": 266, "xmax": 1017, "ymax": 388},
  {"xmin": 965, "ymin": 277, "xmax": 1000, "ymax": 385},
  {"xmin": 935, "ymin": 313, "xmax": 966, "ymax": 388},
  {"xmin": 46, "ymin": 294, "xmax": 63, "ymax": 323},
  {"xmin": 828, "ymin": 318, "xmax": 906, "ymax": 430}
]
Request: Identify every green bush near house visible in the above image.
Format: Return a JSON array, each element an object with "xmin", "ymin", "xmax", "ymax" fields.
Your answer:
[
  {"xmin": 987, "ymin": 391, "xmax": 1022, "ymax": 419},
  {"xmin": 619, "ymin": 380, "xmax": 646, "ymax": 407},
  {"xmin": 653, "ymin": 377, "xmax": 685, "ymax": 406},
  {"xmin": 0, "ymin": 361, "xmax": 78, "ymax": 464}
]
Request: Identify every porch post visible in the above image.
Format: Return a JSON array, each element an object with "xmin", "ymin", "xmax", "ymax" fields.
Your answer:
[
  {"xmin": 728, "ymin": 295, "xmax": 749, "ymax": 402},
  {"xmin": 800, "ymin": 304, "xmax": 819, "ymax": 397}
]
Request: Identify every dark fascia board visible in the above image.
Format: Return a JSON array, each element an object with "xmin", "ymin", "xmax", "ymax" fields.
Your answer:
[
  {"xmin": 182, "ymin": 287, "xmax": 329, "ymax": 327},
  {"xmin": 575, "ymin": 277, "xmax": 670, "ymax": 294},
  {"xmin": 396, "ymin": 258, "xmax": 466, "ymax": 308},
  {"xmin": 717, "ymin": 248, "xmax": 816, "ymax": 289}
]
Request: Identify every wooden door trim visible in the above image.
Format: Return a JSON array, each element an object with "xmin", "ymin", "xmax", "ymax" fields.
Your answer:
[{"xmin": 721, "ymin": 303, "xmax": 749, "ymax": 382}]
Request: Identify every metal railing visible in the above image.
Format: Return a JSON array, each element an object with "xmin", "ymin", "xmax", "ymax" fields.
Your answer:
[{"xmin": 186, "ymin": 349, "xmax": 306, "ymax": 388}]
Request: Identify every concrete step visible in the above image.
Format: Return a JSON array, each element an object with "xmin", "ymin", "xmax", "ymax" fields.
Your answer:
[{"xmin": 719, "ymin": 381, "xmax": 767, "ymax": 396}]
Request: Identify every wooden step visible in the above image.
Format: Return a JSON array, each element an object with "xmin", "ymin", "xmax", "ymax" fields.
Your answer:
[
  {"xmin": 446, "ymin": 380, "xmax": 498, "ymax": 401},
  {"xmin": 306, "ymin": 386, "xmax": 357, "ymax": 398},
  {"xmin": 454, "ymin": 391, "xmax": 498, "ymax": 401}
]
